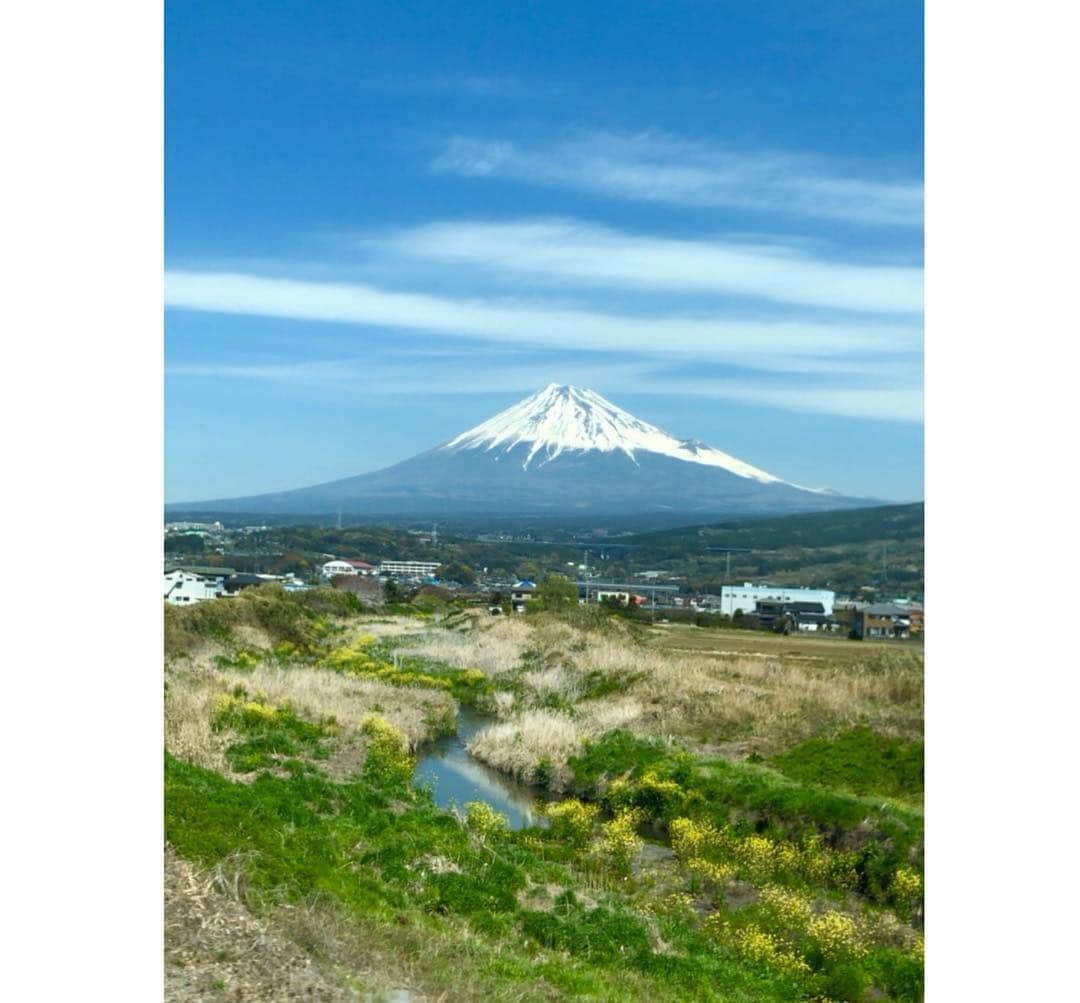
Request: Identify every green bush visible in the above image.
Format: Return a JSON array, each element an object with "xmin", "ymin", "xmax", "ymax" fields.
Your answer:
[
  {"xmin": 770, "ymin": 727, "xmax": 924, "ymax": 802},
  {"xmin": 212, "ymin": 692, "xmax": 336, "ymax": 772}
]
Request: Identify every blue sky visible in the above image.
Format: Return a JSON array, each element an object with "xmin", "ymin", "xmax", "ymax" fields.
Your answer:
[{"xmin": 166, "ymin": 0, "xmax": 923, "ymax": 503}]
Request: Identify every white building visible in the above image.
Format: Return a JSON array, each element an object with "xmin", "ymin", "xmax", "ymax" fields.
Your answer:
[
  {"xmin": 164, "ymin": 568, "xmax": 228, "ymax": 605},
  {"xmin": 321, "ymin": 559, "xmax": 359, "ymax": 579},
  {"xmin": 379, "ymin": 560, "xmax": 441, "ymax": 578},
  {"xmin": 717, "ymin": 583, "xmax": 835, "ymax": 617}
]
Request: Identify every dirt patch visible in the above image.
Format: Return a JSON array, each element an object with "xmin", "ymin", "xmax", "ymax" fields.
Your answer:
[
  {"xmin": 723, "ymin": 880, "xmax": 759, "ymax": 910},
  {"xmin": 164, "ymin": 847, "xmax": 358, "ymax": 1002},
  {"xmin": 166, "ymin": 847, "xmax": 443, "ymax": 1002}
]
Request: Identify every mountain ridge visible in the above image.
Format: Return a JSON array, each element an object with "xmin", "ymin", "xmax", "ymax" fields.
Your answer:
[{"xmin": 169, "ymin": 385, "xmax": 874, "ymax": 518}]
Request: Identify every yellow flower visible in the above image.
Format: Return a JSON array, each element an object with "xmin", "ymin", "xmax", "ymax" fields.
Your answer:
[
  {"xmin": 546, "ymin": 798, "xmax": 599, "ymax": 846},
  {"xmin": 807, "ymin": 911, "xmax": 868, "ymax": 960},
  {"xmin": 670, "ymin": 817, "xmax": 722, "ymax": 859},
  {"xmin": 892, "ymin": 867, "xmax": 922, "ymax": 904},
  {"xmin": 686, "ymin": 856, "xmax": 735, "ymax": 887},
  {"xmin": 360, "ymin": 714, "xmax": 414, "ymax": 783},
  {"xmin": 593, "ymin": 808, "xmax": 645, "ymax": 873},
  {"xmin": 710, "ymin": 920, "xmax": 811, "ymax": 977},
  {"xmin": 465, "ymin": 801, "xmax": 509, "ymax": 839},
  {"xmin": 758, "ymin": 884, "xmax": 814, "ymax": 929}
]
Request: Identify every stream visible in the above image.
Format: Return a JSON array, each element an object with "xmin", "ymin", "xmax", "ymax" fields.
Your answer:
[{"xmin": 412, "ymin": 706, "xmax": 549, "ymax": 830}]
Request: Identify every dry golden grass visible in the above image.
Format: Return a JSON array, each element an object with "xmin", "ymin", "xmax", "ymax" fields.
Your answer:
[
  {"xmin": 238, "ymin": 664, "xmax": 455, "ymax": 750},
  {"xmin": 346, "ymin": 616, "xmax": 432, "ymax": 640},
  {"xmin": 164, "ymin": 673, "xmax": 234, "ymax": 774},
  {"xmin": 522, "ymin": 665, "xmax": 583, "ymax": 703},
  {"xmin": 467, "ymin": 697, "xmax": 644, "ymax": 791},
  {"xmin": 165, "ymin": 635, "xmax": 458, "ymax": 779},
  {"xmin": 349, "ymin": 612, "xmax": 922, "ymax": 783},
  {"xmin": 404, "ymin": 616, "xmax": 532, "ymax": 677},
  {"xmin": 466, "ymin": 709, "xmax": 586, "ymax": 789}
]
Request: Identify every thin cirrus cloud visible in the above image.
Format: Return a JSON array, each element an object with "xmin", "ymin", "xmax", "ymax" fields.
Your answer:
[
  {"xmin": 378, "ymin": 218, "xmax": 923, "ymax": 314},
  {"xmin": 429, "ymin": 131, "xmax": 923, "ymax": 228},
  {"xmin": 167, "ymin": 356, "xmax": 922, "ymax": 423},
  {"xmin": 165, "ymin": 270, "xmax": 922, "ymax": 361}
]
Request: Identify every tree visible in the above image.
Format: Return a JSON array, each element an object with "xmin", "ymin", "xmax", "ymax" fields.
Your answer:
[
  {"xmin": 436, "ymin": 561, "xmax": 476, "ymax": 585},
  {"xmin": 515, "ymin": 562, "xmax": 541, "ymax": 582},
  {"xmin": 164, "ymin": 534, "xmax": 206, "ymax": 555},
  {"xmin": 535, "ymin": 574, "xmax": 579, "ymax": 611}
]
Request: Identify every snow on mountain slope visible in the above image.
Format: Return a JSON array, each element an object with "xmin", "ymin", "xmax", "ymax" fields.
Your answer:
[{"xmin": 441, "ymin": 384, "xmax": 801, "ymax": 486}]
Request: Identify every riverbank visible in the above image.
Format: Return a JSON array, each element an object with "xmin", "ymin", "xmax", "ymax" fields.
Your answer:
[
  {"xmin": 164, "ymin": 587, "xmax": 923, "ymax": 1001},
  {"xmin": 413, "ymin": 705, "xmax": 549, "ymax": 830}
]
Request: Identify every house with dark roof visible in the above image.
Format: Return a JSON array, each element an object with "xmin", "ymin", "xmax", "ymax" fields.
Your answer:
[
  {"xmin": 852, "ymin": 602, "xmax": 923, "ymax": 639},
  {"xmin": 221, "ymin": 573, "xmax": 267, "ymax": 595},
  {"xmin": 753, "ymin": 599, "xmax": 839, "ymax": 633}
]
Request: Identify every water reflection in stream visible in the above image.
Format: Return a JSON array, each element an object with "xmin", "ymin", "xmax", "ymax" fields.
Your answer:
[{"xmin": 412, "ymin": 706, "xmax": 548, "ymax": 830}]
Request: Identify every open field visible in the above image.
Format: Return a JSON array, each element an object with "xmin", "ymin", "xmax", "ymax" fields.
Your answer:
[
  {"xmin": 165, "ymin": 586, "xmax": 923, "ymax": 1001},
  {"xmin": 649, "ymin": 622, "xmax": 924, "ymax": 661}
]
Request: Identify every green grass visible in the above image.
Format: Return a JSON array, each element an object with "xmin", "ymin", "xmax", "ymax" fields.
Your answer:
[
  {"xmin": 166, "ymin": 591, "xmax": 922, "ymax": 1000},
  {"xmin": 165, "ymin": 749, "xmax": 809, "ymax": 1002},
  {"xmin": 211, "ymin": 690, "xmax": 337, "ymax": 773},
  {"xmin": 569, "ymin": 729, "xmax": 923, "ymax": 907},
  {"xmin": 769, "ymin": 727, "xmax": 923, "ymax": 803},
  {"xmin": 165, "ymin": 582, "xmax": 363, "ymax": 657}
]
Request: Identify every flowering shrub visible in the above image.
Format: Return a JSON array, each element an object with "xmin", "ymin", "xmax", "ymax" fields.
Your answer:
[
  {"xmin": 323, "ymin": 642, "xmax": 488, "ymax": 698},
  {"xmin": 211, "ymin": 691, "xmax": 337, "ymax": 771},
  {"xmin": 636, "ymin": 770, "xmax": 684, "ymax": 815},
  {"xmin": 601, "ymin": 770, "xmax": 685, "ymax": 819},
  {"xmin": 465, "ymin": 801, "xmax": 509, "ymax": 841},
  {"xmin": 890, "ymin": 866, "xmax": 922, "ymax": 918},
  {"xmin": 757, "ymin": 885, "xmax": 815, "ymax": 930},
  {"xmin": 669, "ymin": 817, "xmax": 860, "ymax": 893},
  {"xmin": 213, "ymin": 649, "xmax": 264, "ymax": 671},
  {"xmin": 593, "ymin": 808, "xmax": 644, "ymax": 874},
  {"xmin": 360, "ymin": 714, "xmax": 414, "ymax": 787},
  {"xmin": 457, "ymin": 669, "xmax": 488, "ymax": 688},
  {"xmin": 669, "ymin": 817, "xmax": 722, "ymax": 858},
  {"xmin": 807, "ymin": 911, "xmax": 868, "ymax": 961},
  {"xmin": 703, "ymin": 917, "xmax": 810, "ymax": 978},
  {"xmin": 685, "ymin": 856, "xmax": 735, "ymax": 888},
  {"xmin": 604, "ymin": 777, "xmax": 636, "ymax": 812},
  {"xmin": 733, "ymin": 834, "xmax": 779, "ymax": 883},
  {"xmin": 546, "ymin": 798, "xmax": 599, "ymax": 847}
]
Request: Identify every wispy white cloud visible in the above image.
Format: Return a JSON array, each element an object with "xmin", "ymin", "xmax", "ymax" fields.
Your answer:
[
  {"xmin": 680, "ymin": 382, "xmax": 922, "ymax": 423},
  {"xmin": 168, "ymin": 354, "xmax": 921, "ymax": 423},
  {"xmin": 430, "ymin": 131, "xmax": 923, "ymax": 228},
  {"xmin": 165, "ymin": 270, "xmax": 921, "ymax": 361},
  {"xmin": 379, "ymin": 218, "xmax": 922, "ymax": 314}
]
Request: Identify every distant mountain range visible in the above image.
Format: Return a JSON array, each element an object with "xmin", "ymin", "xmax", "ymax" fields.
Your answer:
[{"xmin": 169, "ymin": 384, "xmax": 877, "ymax": 519}]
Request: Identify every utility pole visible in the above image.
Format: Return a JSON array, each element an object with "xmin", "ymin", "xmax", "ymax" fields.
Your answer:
[{"xmin": 705, "ymin": 547, "xmax": 752, "ymax": 585}]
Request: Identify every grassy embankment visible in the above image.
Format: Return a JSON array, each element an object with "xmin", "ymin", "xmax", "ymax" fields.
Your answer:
[{"xmin": 165, "ymin": 587, "xmax": 923, "ymax": 1001}]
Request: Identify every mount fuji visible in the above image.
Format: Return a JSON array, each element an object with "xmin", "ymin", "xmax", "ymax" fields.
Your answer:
[{"xmin": 171, "ymin": 385, "xmax": 870, "ymax": 519}]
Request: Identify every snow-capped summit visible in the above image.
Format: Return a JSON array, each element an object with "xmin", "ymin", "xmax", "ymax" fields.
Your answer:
[
  {"xmin": 443, "ymin": 383, "xmax": 788, "ymax": 485},
  {"xmin": 173, "ymin": 383, "xmax": 864, "ymax": 519}
]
